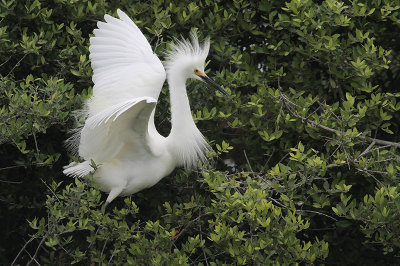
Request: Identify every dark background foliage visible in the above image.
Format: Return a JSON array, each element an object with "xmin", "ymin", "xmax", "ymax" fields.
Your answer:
[{"xmin": 1, "ymin": 0, "xmax": 400, "ymax": 265}]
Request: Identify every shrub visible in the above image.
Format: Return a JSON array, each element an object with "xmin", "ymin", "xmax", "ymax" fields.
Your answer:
[{"xmin": 1, "ymin": 0, "xmax": 400, "ymax": 264}]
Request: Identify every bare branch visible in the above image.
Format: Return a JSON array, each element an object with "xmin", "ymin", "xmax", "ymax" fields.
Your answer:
[
  {"xmin": 6, "ymin": 53, "xmax": 28, "ymax": 78},
  {"xmin": 357, "ymin": 141, "xmax": 376, "ymax": 159},
  {"xmin": 12, "ymin": 237, "xmax": 35, "ymax": 265},
  {"xmin": 27, "ymin": 235, "xmax": 47, "ymax": 266},
  {"xmin": 33, "ymin": 133, "xmax": 40, "ymax": 157},
  {"xmin": 23, "ymin": 249, "xmax": 41, "ymax": 266},
  {"xmin": 243, "ymin": 149, "xmax": 253, "ymax": 172},
  {"xmin": 268, "ymin": 197, "xmax": 338, "ymax": 221}
]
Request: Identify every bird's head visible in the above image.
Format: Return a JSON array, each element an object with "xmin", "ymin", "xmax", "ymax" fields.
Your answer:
[{"xmin": 165, "ymin": 32, "xmax": 229, "ymax": 96}]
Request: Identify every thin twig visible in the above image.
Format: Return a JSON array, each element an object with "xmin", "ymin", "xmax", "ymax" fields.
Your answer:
[
  {"xmin": 23, "ymin": 248, "xmax": 41, "ymax": 266},
  {"xmin": 40, "ymin": 178, "xmax": 61, "ymax": 204},
  {"xmin": 33, "ymin": 133, "xmax": 40, "ymax": 157},
  {"xmin": 356, "ymin": 169, "xmax": 384, "ymax": 187},
  {"xmin": 12, "ymin": 237, "xmax": 35, "ymax": 265},
  {"xmin": 108, "ymin": 247, "xmax": 117, "ymax": 265},
  {"xmin": 87, "ymin": 226, "xmax": 101, "ymax": 250},
  {"xmin": 358, "ymin": 141, "xmax": 376, "ymax": 159},
  {"xmin": 317, "ymin": 100, "xmax": 340, "ymax": 121},
  {"xmin": 298, "ymin": 209, "xmax": 338, "ymax": 221},
  {"xmin": 27, "ymin": 235, "xmax": 47, "ymax": 266},
  {"xmin": 199, "ymin": 224, "xmax": 209, "ymax": 266},
  {"xmin": 260, "ymin": 148, "xmax": 275, "ymax": 173},
  {"xmin": 6, "ymin": 53, "xmax": 28, "ymax": 77},
  {"xmin": 0, "ymin": 179, "xmax": 22, "ymax": 184},
  {"xmin": 268, "ymin": 197, "xmax": 338, "ymax": 221},
  {"xmin": 0, "ymin": 165, "xmax": 26, "ymax": 171},
  {"xmin": 341, "ymin": 145, "xmax": 351, "ymax": 170},
  {"xmin": 375, "ymin": 157, "xmax": 397, "ymax": 164},
  {"xmin": 243, "ymin": 150, "xmax": 253, "ymax": 172},
  {"xmin": 0, "ymin": 56, "xmax": 12, "ymax": 67},
  {"xmin": 100, "ymin": 238, "xmax": 108, "ymax": 260}
]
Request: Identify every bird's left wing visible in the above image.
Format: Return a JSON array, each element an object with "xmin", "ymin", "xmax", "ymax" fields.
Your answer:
[
  {"xmin": 72, "ymin": 9, "xmax": 167, "ymax": 163},
  {"xmin": 88, "ymin": 9, "xmax": 166, "ymax": 110}
]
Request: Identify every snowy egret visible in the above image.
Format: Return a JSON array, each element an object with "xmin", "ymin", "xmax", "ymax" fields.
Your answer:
[{"xmin": 63, "ymin": 9, "xmax": 228, "ymax": 205}]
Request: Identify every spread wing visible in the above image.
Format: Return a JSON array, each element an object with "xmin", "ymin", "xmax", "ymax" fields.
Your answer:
[
  {"xmin": 74, "ymin": 9, "xmax": 166, "ymax": 163},
  {"xmin": 89, "ymin": 9, "xmax": 165, "ymax": 103}
]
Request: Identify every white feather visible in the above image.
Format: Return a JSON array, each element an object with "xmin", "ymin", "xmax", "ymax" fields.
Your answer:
[{"xmin": 63, "ymin": 161, "xmax": 94, "ymax": 178}]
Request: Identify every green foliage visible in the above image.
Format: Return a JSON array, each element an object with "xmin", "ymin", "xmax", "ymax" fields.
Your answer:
[
  {"xmin": 2, "ymin": 0, "xmax": 400, "ymax": 265},
  {"xmin": 26, "ymin": 176, "xmax": 328, "ymax": 265}
]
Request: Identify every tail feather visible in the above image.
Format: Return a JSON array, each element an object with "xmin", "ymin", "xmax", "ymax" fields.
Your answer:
[{"xmin": 63, "ymin": 161, "xmax": 94, "ymax": 178}]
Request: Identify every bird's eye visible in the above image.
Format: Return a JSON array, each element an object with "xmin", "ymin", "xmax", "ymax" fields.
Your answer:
[{"xmin": 194, "ymin": 69, "xmax": 199, "ymax": 74}]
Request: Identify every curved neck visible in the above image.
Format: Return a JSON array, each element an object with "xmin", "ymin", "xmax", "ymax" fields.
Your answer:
[
  {"xmin": 168, "ymin": 74, "xmax": 196, "ymax": 132},
  {"xmin": 166, "ymin": 72, "xmax": 209, "ymax": 168}
]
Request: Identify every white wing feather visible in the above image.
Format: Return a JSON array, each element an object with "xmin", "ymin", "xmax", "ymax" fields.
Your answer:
[
  {"xmin": 79, "ymin": 97, "xmax": 157, "ymax": 162},
  {"xmin": 85, "ymin": 97, "xmax": 156, "ymax": 129},
  {"xmin": 88, "ymin": 9, "xmax": 165, "ymax": 103},
  {"xmin": 68, "ymin": 9, "xmax": 166, "ymax": 165}
]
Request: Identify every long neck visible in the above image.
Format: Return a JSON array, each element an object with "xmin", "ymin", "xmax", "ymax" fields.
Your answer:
[
  {"xmin": 169, "ymin": 74, "xmax": 196, "ymax": 132},
  {"xmin": 166, "ymin": 72, "xmax": 210, "ymax": 169}
]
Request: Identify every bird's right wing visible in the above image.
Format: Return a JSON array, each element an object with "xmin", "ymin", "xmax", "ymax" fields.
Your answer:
[
  {"xmin": 85, "ymin": 97, "xmax": 156, "ymax": 129},
  {"xmin": 79, "ymin": 97, "xmax": 158, "ymax": 163}
]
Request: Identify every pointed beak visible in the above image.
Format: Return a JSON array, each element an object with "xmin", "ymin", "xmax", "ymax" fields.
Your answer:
[{"xmin": 196, "ymin": 71, "xmax": 230, "ymax": 97}]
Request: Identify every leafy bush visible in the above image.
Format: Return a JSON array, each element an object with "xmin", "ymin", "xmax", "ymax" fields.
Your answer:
[{"xmin": 1, "ymin": 0, "xmax": 400, "ymax": 264}]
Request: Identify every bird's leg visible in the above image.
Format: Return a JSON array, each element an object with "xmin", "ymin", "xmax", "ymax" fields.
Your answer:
[{"xmin": 104, "ymin": 186, "xmax": 124, "ymax": 207}]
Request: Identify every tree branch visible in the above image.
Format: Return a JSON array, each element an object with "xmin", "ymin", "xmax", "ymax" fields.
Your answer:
[
  {"xmin": 280, "ymin": 93, "xmax": 400, "ymax": 149},
  {"xmin": 12, "ymin": 237, "xmax": 34, "ymax": 265}
]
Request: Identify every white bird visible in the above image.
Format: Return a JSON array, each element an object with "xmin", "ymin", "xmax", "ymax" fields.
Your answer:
[{"xmin": 63, "ymin": 9, "xmax": 229, "ymax": 206}]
